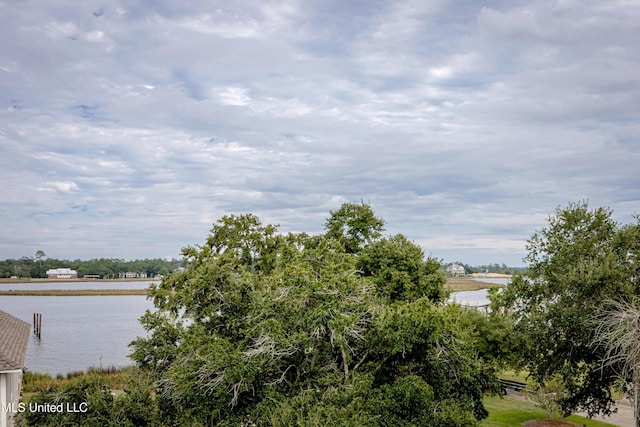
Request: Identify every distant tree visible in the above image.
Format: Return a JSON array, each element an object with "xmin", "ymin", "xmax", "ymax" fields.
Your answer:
[
  {"xmin": 34, "ymin": 250, "xmax": 46, "ymax": 278},
  {"xmin": 18, "ymin": 256, "xmax": 34, "ymax": 278},
  {"xmin": 324, "ymin": 201, "xmax": 385, "ymax": 253}
]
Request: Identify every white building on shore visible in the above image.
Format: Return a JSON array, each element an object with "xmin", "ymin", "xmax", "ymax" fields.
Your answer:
[
  {"xmin": 446, "ymin": 264, "xmax": 466, "ymax": 276},
  {"xmin": 46, "ymin": 267, "xmax": 78, "ymax": 279}
]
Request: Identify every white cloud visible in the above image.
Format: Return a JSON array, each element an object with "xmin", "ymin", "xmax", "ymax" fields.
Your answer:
[
  {"xmin": 47, "ymin": 181, "xmax": 80, "ymax": 192},
  {"xmin": 218, "ymin": 87, "xmax": 251, "ymax": 106},
  {"xmin": 0, "ymin": 0, "xmax": 638, "ymax": 265}
]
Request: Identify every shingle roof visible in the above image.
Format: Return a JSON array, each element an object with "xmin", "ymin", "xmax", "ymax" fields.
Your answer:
[{"xmin": 0, "ymin": 310, "xmax": 30, "ymax": 372}]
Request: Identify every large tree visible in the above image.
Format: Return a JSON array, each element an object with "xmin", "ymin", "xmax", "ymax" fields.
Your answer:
[
  {"xmin": 497, "ymin": 201, "xmax": 640, "ymax": 417},
  {"xmin": 130, "ymin": 204, "xmax": 498, "ymax": 426}
]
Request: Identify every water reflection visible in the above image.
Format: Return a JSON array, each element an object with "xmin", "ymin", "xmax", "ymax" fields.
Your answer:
[{"xmin": 0, "ymin": 295, "xmax": 154, "ymax": 376}]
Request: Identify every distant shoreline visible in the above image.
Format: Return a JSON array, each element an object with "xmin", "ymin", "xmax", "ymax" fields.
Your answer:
[
  {"xmin": 0, "ymin": 278, "xmax": 158, "ymax": 284},
  {"xmin": 445, "ymin": 277, "xmax": 510, "ymax": 291},
  {"xmin": 0, "ymin": 277, "xmax": 506, "ymax": 294},
  {"xmin": 468, "ymin": 272, "xmax": 512, "ymax": 278},
  {"xmin": 0, "ymin": 289, "xmax": 148, "ymax": 296}
]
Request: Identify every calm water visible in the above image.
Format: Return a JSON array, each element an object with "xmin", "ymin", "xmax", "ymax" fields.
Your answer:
[
  {"xmin": 0, "ymin": 280, "xmax": 157, "ymax": 291},
  {"xmin": 449, "ymin": 277, "xmax": 511, "ymax": 306},
  {"xmin": 0, "ymin": 295, "xmax": 154, "ymax": 376}
]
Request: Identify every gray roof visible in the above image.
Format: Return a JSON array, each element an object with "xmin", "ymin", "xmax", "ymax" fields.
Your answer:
[{"xmin": 0, "ymin": 310, "xmax": 30, "ymax": 372}]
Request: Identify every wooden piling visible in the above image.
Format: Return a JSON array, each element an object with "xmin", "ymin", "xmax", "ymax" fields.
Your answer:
[{"xmin": 33, "ymin": 312, "xmax": 42, "ymax": 338}]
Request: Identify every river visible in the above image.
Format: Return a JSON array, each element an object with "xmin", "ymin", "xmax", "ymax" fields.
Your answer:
[{"xmin": 0, "ymin": 281, "xmax": 156, "ymax": 376}]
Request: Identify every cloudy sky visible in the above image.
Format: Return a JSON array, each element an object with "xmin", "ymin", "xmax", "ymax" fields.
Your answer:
[{"xmin": 1, "ymin": 0, "xmax": 638, "ymax": 266}]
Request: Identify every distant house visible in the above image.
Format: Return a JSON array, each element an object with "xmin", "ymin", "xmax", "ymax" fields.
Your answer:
[
  {"xmin": 118, "ymin": 272, "xmax": 147, "ymax": 279},
  {"xmin": 446, "ymin": 264, "xmax": 466, "ymax": 276},
  {"xmin": 46, "ymin": 267, "xmax": 78, "ymax": 279},
  {"xmin": 0, "ymin": 310, "xmax": 30, "ymax": 427}
]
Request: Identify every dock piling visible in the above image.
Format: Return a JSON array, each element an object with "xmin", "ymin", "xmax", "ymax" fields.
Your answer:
[{"xmin": 33, "ymin": 312, "xmax": 42, "ymax": 338}]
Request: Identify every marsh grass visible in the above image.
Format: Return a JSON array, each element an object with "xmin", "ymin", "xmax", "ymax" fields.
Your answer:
[
  {"xmin": 22, "ymin": 365, "xmax": 131, "ymax": 393},
  {"xmin": 446, "ymin": 278, "xmax": 499, "ymax": 291}
]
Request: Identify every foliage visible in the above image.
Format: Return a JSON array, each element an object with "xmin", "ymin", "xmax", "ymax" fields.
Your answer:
[
  {"xmin": 591, "ymin": 297, "xmax": 640, "ymax": 427},
  {"xmin": 324, "ymin": 201, "xmax": 385, "ymax": 254},
  {"xmin": 524, "ymin": 376, "xmax": 568, "ymax": 420},
  {"xmin": 22, "ymin": 366, "xmax": 124, "ymax": 393},
  {"xmin": 16, "ymin": 367, "xmax": 159, "ymax": 427},
  {"xmin": 454, "ymin": 302, "xmax": 520, "ymax": 370},
  {"xmin": 358, "ymin": 234, "xmax": 446, "ymax": 302},
  {"xmin": 0, "ymin": 257, "xmax": 183, "ymax": 279},
  {"xmin": 129, "ymin": 203, "xmax": 499, "ymax": 425},
  {"xmin": 493, "ymin": 201, "xmax": 640, "ymax": 417},
  {"xmin": 442, "ymin": 262, "xmax": 526, "ymax": 275}
]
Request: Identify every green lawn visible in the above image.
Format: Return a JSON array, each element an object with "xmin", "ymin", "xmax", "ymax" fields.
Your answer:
[
  {"xmin": 483, "ymin": 395, "xmax": 618, "ymax": 427},
  {"xmin": 498, "ymin": 369, "xmax": 529, "ymax": 383}
]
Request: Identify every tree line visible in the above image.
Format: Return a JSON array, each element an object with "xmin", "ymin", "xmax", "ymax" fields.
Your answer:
[
  {"xmin": 443, "ymin": 262, "xmax": 527, "ymax": 275},
  {"xmin": 16, "ymin": 201, "xmax": 640, "ymax": 426},
  {"xmin": 0, "ymin": 256, "xmax": 183, "ymax": 279}
]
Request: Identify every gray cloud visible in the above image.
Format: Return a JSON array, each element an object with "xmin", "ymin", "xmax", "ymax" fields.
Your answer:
[{"xmin": 0, "ymin": 0, "xmax": 638, "ymax": 266}]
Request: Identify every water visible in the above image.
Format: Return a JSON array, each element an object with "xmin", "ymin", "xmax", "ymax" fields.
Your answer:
[
  {"xmin": 471, "ymin": 277, "xmax": 511, "ymax": 286},
  {"xmin": 448, "ymin": 277, "xmax": 511, "ymax": 307},
  {"xmin": 450, "ymin": 289, "xmax": 490, "ymax": 306},
  {"xmin": 0, "ymin": 295, "xmax": 154, "ymax": 376}
]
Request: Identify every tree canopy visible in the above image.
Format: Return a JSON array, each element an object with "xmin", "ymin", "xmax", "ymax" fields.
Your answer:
[{"xmin": 129, "ymin": 202, "xmax": 499, "ymax": 426}]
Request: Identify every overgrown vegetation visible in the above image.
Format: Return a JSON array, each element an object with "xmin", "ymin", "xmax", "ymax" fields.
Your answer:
[
  {"xmin": 442, "ymin": 262, "xmax": 526, "ymax": 275},
  {"xmin": 22, "ymin": 366, "xmax": 126, "ymax": 393},
  {"xmin": 16, "ymin": 367, "xmax": 156, "ymax": 427}
]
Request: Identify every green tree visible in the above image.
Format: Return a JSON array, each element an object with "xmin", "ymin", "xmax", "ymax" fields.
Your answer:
[
  {"xmin": 35, "ymin": 250, "xmax": 46, "ymax": 278},
  {"xmin": 130, "ymin": 204, "xmax": 497, "ymax": 426},
  {"xmin": 495, "ymin": 201, "xmax": 640, "ymax": 417},
  {"xmin": 324, "ymin": 201, "xmax": 385, "ymax": 253},
  {"xmin": 524, "ymin": 376, "xmax": 568, "ymax": 420},
  {"xmin": 357, "ymin": 234, "xmax": 446, "ymax": 303}
]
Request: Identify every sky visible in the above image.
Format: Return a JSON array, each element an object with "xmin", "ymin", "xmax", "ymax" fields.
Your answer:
[{"xmin": 1, "ymin": 0, "xmax": 639, "ymax": 267}]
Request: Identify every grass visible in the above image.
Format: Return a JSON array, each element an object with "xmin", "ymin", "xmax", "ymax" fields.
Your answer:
[
  {"xmin": 483, "ymin": 395, "xmax": 548, "ymax": 426},
  {"xmin": 482, "ymin": 395, "xmax": 618, "ymax": 427},
  {"xmin": 22, "ymin": 365, "xmax": 130, "ymax": 393},
  {"xmin": 0, "ymin": 289, "xmax": 148, "ymax": 296},
  {"xmin": 446, "ymin": 277, "xmax": 500, "ymax": 291},
  {"xmin": 499, "ymin": 369, "xmax": 529, "ymax": 383}
]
